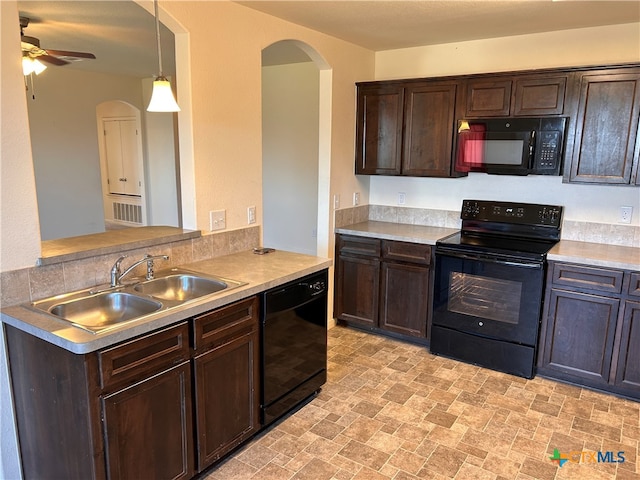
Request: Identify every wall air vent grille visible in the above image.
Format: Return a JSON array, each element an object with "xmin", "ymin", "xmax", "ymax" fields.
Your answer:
[{"xmin": 113, "ymin": 202, "xmax": 143, "ymax": 224}]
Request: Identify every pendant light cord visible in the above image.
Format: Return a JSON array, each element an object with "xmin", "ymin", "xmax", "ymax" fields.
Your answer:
[{"xmin": 154, "ymin": 0, "xmax": 163, "ymax": 77}]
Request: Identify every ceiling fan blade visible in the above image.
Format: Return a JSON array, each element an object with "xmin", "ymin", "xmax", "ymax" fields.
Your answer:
[
  {"xmin": 38, "ymin": 54, "xmax": 69, "ymax": 66},
  {"xmin": 45, "ymin": 49, "xmax": 96, "ymax": 61}
]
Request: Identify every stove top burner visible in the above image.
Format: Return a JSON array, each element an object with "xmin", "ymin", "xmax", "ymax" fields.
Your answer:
[
  {"xmin": 436, "ymin": 199, "xmax": 564, "ymax": 260},
  {"xmin": 437, "ymin": 231, "xmax": 557, "ymax": 260}
]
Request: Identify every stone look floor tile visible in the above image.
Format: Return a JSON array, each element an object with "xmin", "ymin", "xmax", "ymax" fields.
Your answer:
[{"xmin": 205, "ymin": 326, "xmax": 639, "ymax": 480}]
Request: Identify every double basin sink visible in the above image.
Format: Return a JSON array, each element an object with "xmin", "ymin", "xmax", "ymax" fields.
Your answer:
[{"xmin": 31, "ymin": 268, "xmax": 246, "ymax": 334}]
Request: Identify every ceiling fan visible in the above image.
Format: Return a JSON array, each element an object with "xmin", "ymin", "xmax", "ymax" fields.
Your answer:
[{"xmin": 20, "ymin": 16, "xmax": 96, "ymax": 68}]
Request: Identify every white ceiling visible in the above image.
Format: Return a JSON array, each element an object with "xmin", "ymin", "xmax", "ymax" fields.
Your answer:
[
  {"xmin": 239, "ymin": 0, "xmax": 640, "ymax": 51},
  {"xmin": 14, "ymin": 1, "xmax": 640, "ymax": 77}
]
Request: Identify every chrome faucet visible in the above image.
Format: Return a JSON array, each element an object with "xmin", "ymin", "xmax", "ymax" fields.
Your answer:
[{"xmin": 110, "ymin": 254, "xmax": 169, "ymax": 287}]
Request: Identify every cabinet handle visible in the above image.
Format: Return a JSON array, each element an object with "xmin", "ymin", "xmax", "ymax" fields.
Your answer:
[{"xmin": 119, "ymin": 177, "xmax": 127, "ymax": 182}]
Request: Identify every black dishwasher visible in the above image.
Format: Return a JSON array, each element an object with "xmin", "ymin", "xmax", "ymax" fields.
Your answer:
[{"xmin": 261, "ymin": 269, "xmax": 328, "ymax": 426}]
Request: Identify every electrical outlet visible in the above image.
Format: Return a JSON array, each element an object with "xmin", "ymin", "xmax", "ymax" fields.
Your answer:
[
  {"xmin": 353, "ymin": 192, "xmax": 360, "ymax": 206},
  {"xmin": 333, "ymin": 194, "xmax": 340, "ymax": 210},
  {"xmin": 620, "ymin": 206, "xmax": 633, "ymax": 224},
  {"xmin": 398, "ymin": 192, "xmax": 406, "ymax": 205},
  {"xmin": 247, "ymin": 206, "xmax": 256, "ymax": 224},
  {"xmin": 209, "ymin": 210, "xmax": 226, "ymax": 231}
]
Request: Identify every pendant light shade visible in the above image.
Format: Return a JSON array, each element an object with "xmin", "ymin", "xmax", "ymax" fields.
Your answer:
[
  {"xmin": 148, "ymin": 76, "xmax": 180, "ymax": 112},
  {"xmin": 147, "ymin": 0, "xmax": 179, "ymax": 112}
]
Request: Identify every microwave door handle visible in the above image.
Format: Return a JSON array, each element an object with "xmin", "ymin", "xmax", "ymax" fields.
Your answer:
[{"xmin": 527, "ymin": 130, "xmax": 536, "ymax": 169}]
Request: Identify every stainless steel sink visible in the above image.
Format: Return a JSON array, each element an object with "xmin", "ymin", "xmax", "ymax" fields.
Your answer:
[
  {"xmin": 133, "ymin": 273, "xmax": 228, "ymax": 301},
  {"xmin": 44, "ymin": 292, "xmax": 163, "ymax": 334},
  {"xmin": 30, "ymin": 267, "xmax": 245, "ymax": 334}
]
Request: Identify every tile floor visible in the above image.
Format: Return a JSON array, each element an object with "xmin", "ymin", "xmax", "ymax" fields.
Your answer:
[{"xmin": 205, "ymin": 326, "xmax": 639, "ymax": 480}]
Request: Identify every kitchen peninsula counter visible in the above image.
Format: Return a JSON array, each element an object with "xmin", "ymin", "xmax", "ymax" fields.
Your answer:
[{"xmin": 1, "ymin": 249, "xmax": 331, "ymax": 354}]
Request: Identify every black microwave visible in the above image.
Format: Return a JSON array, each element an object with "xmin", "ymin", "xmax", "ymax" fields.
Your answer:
[{"xmin": 454, "ymin": 117, "xmax": 568, "ymax": 176}]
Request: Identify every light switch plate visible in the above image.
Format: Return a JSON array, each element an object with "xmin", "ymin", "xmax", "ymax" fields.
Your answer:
[{"xmin": 210, "ymin": 210, "xmax": 226, "ymax": 231}]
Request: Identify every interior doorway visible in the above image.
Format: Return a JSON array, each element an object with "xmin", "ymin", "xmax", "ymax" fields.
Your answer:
[
  {"xmin": 261, "ymin": 40, "xmax": 332, "ymax": 257},
  {"xmin": 96, "ymin": 101, "xmax": 147, "ymax": 229}
]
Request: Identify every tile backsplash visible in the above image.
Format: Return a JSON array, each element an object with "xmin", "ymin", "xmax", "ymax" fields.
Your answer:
[
  {"xmin": 335, "ymin": 204, "xmax": 640, "ymax": 248},
  {"xmin": 0, "ymin": 226, "xmax": 260, "ymax": 308}
]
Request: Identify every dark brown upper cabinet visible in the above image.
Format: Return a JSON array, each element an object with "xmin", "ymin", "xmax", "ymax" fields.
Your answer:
[
  {"xmin": 464, "ymin": 75, "xmax": 567, "ymax": 118},
  {"xmin": 355, "ymin": 63, "xmax": 640, "ymax": 183},
  {"xmin": 403, "ymin": 82, "xmax": 459, "ymax": 176},
  {"xmin": 565, "ymin": 68, "xmax": 640, "ymax": 185},
  {"xmin": 355, "ymin": 84, "xmax": 404, "ymax": 175},
  {"xmin": 464, "ymin": 78, "xmax": 512, "ymax": 117},
  {"xmin": 355, "ymin": 80, "xmax": 462, "ymax": 177}
]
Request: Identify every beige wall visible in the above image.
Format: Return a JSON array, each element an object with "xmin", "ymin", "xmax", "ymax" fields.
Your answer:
[
  {"xmin": 162, "ymin": 1, "xmax": 374, "ymax": 237},
  {"xmin": 0, "ymin": 0, "xmax": 375, "ymax": 273},
  {"xmin": 375, "ymin": 23, "xmax": 640, "ymax": 79}
]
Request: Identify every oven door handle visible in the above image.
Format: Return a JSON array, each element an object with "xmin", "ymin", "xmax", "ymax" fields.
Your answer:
[{"xmin": 436, "ymin": 250, "xmax": 543, "ymax": 269}]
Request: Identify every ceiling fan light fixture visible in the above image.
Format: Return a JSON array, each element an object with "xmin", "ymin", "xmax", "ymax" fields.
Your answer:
[
  {"xmin": 22, "ymin": 56, "xmax": 47, "ymax": 76},
  {"xmin": 146, "ymin": 0, "xmax": 179, "ymax": 113},
  {"xmin": 148, "ymin": 76, "xmax": 180, "ymax": 112}
]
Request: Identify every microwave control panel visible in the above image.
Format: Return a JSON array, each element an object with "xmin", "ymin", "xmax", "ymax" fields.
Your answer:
[{"xmin": 533, "ymin": 130, "xmax": 562, "ymax": 172}]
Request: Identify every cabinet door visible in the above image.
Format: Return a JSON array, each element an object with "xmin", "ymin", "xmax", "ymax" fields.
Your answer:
[
  {"xmin": 193, "ymin": 328, "xmax": 260, "ymax": 469},
  {"xmin": 512, "ymin": 75, "xmax": 567, "ymax": 116},
  {"xmin": 539, "ymin": 289, "xmax": 619, "ymax": 388},
  {"xmin": 403, "ymin": 82, "xmax": 458, "ymax": 176},
  {"xmin": 101, "ymin": 362, "xmax": 194, "ymax": 480},
  {"xmin": 380, "ymin": 261, "xmax": 429, "ymax": 338},
  {"xmin": 335, "ymin": 254, "xmax": 380, "ymax": 327},
  {"xmin": 355, "ymin": 84, "xmax": 404, "ymax": 175},
  {"xmin": 613, "ymin": 300, "xmax": 640, "ymax": 397},
  {"xmin": 464, "ymin": 78, "xmax": 512, "ymax": 117},
  {"xmin": 568, "ymin": 71, "xmax": 640, "ymax": 184}
]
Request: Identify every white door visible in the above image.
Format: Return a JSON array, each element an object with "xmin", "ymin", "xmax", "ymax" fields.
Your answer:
[{"xmin": 103, "ymin": 119, "xmax": 142, "ymax": 196}]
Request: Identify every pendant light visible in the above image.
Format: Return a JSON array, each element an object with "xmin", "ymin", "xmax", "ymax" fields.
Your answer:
[{"xmin": 147, "ymin": 0, "xmax": 180, "ymax": 112}]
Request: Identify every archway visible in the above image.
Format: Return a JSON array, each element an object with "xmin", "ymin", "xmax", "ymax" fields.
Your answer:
[{"xmin": 261, "ymin": 40, "xmax": 332, "ymax": 257}]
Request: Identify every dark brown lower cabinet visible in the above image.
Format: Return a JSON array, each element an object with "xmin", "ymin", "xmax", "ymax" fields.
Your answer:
[
  {"xmin": 614, "ymin": 300, "xmax": 640, "ymax": 392},
  {"xmin": 102, "ymin": 362, "xmax": 194, "ymax": 480},
  {"xmin": 6, "ymin": 295, "xmax": 261, "ymax": 480},
  {"xmin": 539, "ymin": 289, "xmax": 619, "ymax": 387},
  {"xmin": 380, "ymin": 260, "xmax": 429, "ymax": 337},
  {"xmin": 335, "ymin": 253, "xmax": 380, "ymax": 327},
  {"xmin": 193, "ymin": 297, "xmax": 260, "ymax": 470},
  {"xmin": 334, "ymin": 234, "xmax": 431, "ymax": 341},
  {"xmin": 538, "ymin": 262, "xmax": 639, "ymax": 400}
]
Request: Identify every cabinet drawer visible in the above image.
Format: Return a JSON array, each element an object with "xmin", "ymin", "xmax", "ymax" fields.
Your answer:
[
  {"xmin": 99, "ymin": 322, "xmax": 190, "ymax": 390},
  {"xmin": 382, "ymin": 240, "xmax": 431, "ymax": 265},
  {"xmin": 552, "ymin": 263, "xmax": 623, "ymax": 294},
  {"xmin": 193, "ymin": 296, "xmax": 258, "ymax": 351},
  {"xmin": 338, "ymin": 235, "xmax": 380, "ymax": 257},
  {"xmin": 628, "ymin": 273, "xmax": 640, "ymax": 297}
]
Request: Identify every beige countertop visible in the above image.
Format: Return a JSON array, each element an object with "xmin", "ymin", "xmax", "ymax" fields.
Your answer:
[
  {"xmin": 548, "ymin": 240, "xmax": 640, "ymax": 271},
  {"xmin": 337, "ymin": 221, "xmax": 639, "ymax": 271},
  {"xmin": 1, "ymin": 249, "xmax": 332, "ymax": 354},
  {"xmin": 336, "ymin": 221, "xmax": 459, "ymax": 245}
]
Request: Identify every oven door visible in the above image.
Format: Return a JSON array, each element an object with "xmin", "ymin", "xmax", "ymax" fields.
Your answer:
[{"xmin": 432, "ymin": 248, "xmax": 545, "ymax": 346}]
